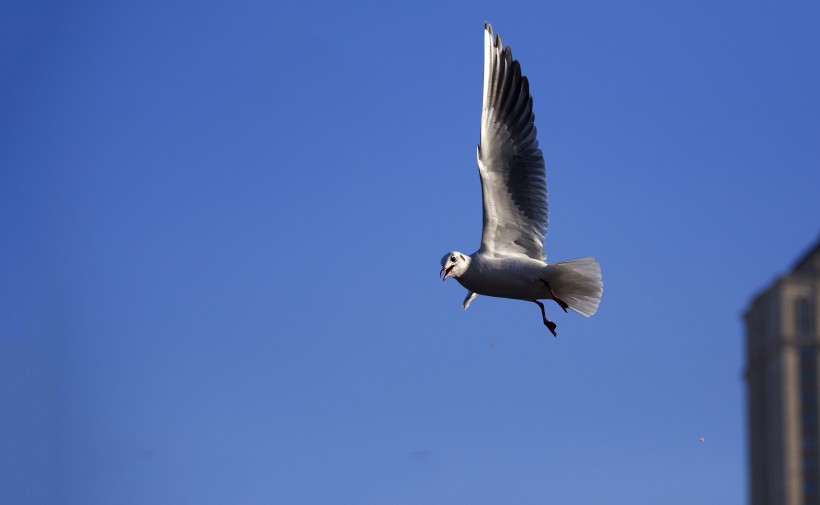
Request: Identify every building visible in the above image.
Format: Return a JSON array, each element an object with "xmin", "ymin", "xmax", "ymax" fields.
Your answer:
[{"xmin": 745, "ymin": 238, "xmax": 820, "ymax": 505}]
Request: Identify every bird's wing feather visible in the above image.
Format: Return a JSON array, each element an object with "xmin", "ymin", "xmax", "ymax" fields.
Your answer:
[
  {"xmin": 477, "ymin": 23, "xmax": 548, "ymax": 260},
  {"xmin": 463, "ymin": 291, "xmax": 479, "ymax": 309}
]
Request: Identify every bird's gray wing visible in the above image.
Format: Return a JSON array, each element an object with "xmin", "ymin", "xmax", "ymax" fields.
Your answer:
[{"xmin": 477, "ymin": 23, "xmax": 548, "ymax": 261}]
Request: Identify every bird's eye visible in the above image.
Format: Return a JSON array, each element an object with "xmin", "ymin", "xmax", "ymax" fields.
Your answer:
[{"xmin": 451, "ymin": 256, "xmax": 457, "ymax": 262}]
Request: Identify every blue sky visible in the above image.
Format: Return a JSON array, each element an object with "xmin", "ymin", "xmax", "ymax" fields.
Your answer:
[{"xmin": 2, "ymin": 0, "xmax": 819, "ymax": 503}]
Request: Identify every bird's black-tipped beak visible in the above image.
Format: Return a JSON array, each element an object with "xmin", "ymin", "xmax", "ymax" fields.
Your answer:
[{"xmin": 440, "ymin": 265, "xmax": 455, "ymax": 281}]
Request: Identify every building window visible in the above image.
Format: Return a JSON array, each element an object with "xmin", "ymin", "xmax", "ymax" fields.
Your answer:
[
  {"xmin": 801, "ymin": 346, "xmax": 820, "ymax": 505},
  {"xmin": 797, "ymin": 297, "xmax": 815, "ymax": 338}
]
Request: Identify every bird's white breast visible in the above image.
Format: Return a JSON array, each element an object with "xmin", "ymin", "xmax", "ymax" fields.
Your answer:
[{"xmin": 457, "ymin": 254, "xmax": 551, "ymax": 301}]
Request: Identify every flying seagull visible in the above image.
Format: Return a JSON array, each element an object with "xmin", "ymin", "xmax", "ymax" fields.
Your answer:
[{"xmin": 439, "ymin": 23, "xmax": 602, "ymax": 336}]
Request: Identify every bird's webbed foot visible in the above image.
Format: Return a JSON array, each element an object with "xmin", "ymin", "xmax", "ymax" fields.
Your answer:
[{"xmin": 533, "ymin": 300, "xmax": 558, "ymax": 337}]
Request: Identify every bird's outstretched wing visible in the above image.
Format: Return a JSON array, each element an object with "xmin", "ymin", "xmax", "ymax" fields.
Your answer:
[{"xmin": 477, "ymin": 23, "xmax": 548, "ymax": 260}]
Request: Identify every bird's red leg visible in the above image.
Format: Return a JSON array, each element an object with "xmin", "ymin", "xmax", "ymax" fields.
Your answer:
[
  {"xmin": 540, "ymin": 280, "xmax": 569, "ymax": 313},
  {"xmin": 533, "ymin": 300, "xmax": 558, "ymax": 337}
]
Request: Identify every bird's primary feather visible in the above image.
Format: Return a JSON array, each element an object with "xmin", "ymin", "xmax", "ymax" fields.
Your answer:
[{"xmin": 478, "ymin": 23, "xmax": 548, "ymax": 261}]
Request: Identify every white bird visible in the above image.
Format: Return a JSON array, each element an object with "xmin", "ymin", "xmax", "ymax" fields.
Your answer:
[{"xmin": 439, "ymin": 23, "xmax": 602, "ymax": 336}]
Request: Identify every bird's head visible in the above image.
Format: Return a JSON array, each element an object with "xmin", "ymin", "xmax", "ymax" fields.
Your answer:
[{"xmin": 439, "ymin": 251, "xmax": 470, "ymax": 281}]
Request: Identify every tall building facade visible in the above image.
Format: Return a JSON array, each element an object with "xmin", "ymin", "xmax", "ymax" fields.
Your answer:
[{"xmin": 745, "ymin": 239, "xmax": 820, "ymax": 505}]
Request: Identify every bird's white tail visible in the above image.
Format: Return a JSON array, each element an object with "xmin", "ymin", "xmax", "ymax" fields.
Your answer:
[{"xmin": 546, "ymin": 257, "xmax": 602, "ymax": 317}]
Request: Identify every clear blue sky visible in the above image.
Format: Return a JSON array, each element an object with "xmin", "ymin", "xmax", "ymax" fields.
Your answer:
[{"xmin": 2, "ymin": 0, "xmax": 819, "ymax": 503}]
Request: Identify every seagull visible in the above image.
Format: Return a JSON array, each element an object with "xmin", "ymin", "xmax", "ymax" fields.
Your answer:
[{"xmin": 439, "ymin": 23, "xmax": 602, "ymax": 337}]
